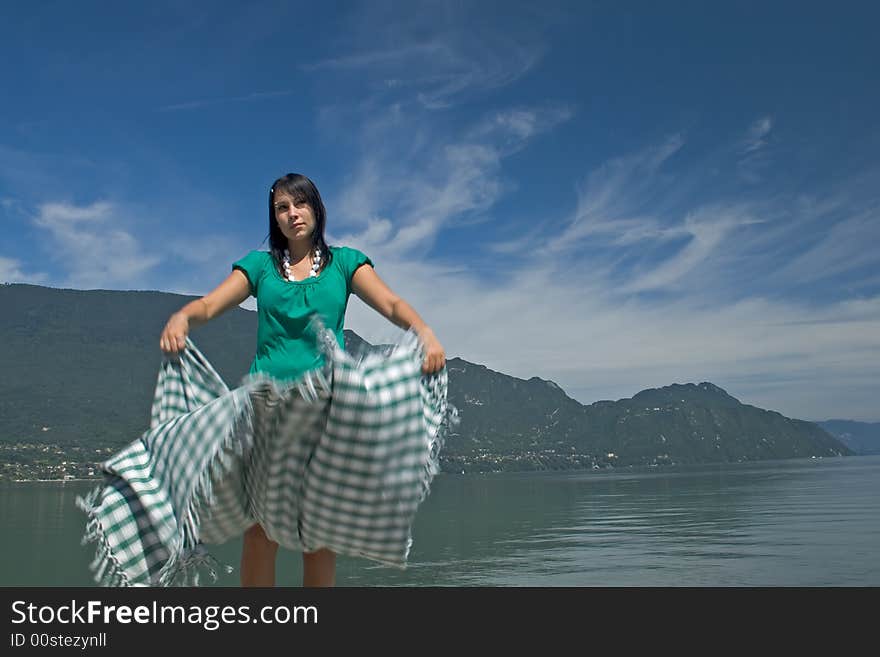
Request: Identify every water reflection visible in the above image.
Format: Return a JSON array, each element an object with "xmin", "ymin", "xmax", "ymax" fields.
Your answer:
[{"xmin": 1, "ymin": 455, "xmax": 878, "ymax": 586}]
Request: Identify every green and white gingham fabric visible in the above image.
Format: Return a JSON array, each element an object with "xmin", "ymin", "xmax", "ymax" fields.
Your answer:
[{"xmin": 77, "ymin": 326, "xmax": 452, "ymax": 586}]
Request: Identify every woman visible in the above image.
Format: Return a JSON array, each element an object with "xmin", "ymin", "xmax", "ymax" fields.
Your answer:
[{"xmin": 159, "ymin": 172, "xmax": 446, "ymax": 587}]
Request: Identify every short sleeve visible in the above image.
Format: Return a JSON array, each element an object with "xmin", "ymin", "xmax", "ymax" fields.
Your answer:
[
  {"xmin": 232, "ymin": 251, "xmax": 268, "ymax": 297},
  {"xmin": 334, "ymin": 246, "xmax": 373, "ymax": 294}
]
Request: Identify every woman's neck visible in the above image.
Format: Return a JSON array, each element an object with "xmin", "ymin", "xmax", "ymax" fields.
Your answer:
[{"xmin": 286, "ymin": 239, "xmax": 314, "ymax": 261}]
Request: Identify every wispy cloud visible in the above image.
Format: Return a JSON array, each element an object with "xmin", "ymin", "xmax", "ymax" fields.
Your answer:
[
  {"xmin": 308, "ymin": 37, "xmax": 542, "ymax": 110},
  {"xmin": 158, "ymin": 90, "xmax": 294, "ymax": 112},
  {"xmin": 332, "ymin": 105, "xmax": 573, "ymax": 258},
  {"xmin": 303, "ymin": 43, "xmax": 446, "ymax": 72},
  {"xmin": 742, "ymin": 116, "xmax": 773, "ymax": 154},
  {"xmin": 469, "ymin": 104, "xmax": 575, "ymax": 154},
  {"xmin": 1, "ymin": 196, "xmax": 25, "ymax": 216},
  {"xmin": 770, "ymin": 205, "xmax": 880, "ymax": 285},
  {"xmin": 543, "ymin": 134, "xmax": 686, "ymax": 254},
  {"xmin": 304, "ymin": 1, "xmax": 546, "ymax": 112},
  {"xmin": 307, "ymin": 4, "xmax": 564, "ymax": 261},
  {"xmin": 700, "ymin": 170, "xmax": 880, "ymax": 297},
  {"xmin": 737, "ymin": 115, "xmax": 775, "ymax": 183},
  {"xmin": 621, "ymin": 206, "xmax": 761, "ymax": 293}
]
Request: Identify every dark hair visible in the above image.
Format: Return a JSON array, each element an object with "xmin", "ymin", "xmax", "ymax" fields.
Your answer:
[{"xmin": 267, "ymin": 173, "xmax": 332, "ymax": 272}]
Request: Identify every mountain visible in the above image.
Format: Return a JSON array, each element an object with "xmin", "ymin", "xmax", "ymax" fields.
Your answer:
[
  {"xmin": 442, "ymin": 363, "xmax": 850, "ymax": 471},
  {"xmin": 0, "ymin": 283, "xmax": 258, "ymax": 449},
  {"xmin": 0, "ymin": 283, "xmax": 853, "ymax": 477},
  {"xmin": 818, "ymin": 420, "xmax": 880, "ymax": 455}
]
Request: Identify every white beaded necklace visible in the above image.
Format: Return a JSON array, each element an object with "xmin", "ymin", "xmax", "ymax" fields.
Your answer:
[{"xmin": 282, "ymin": 247, "xmax": 321, "ymax": 281}]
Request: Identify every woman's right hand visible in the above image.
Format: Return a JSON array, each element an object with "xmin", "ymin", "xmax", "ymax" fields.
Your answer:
[
  {"xmin": 159, "ymin": 312, "xmax": 190, "ymax": 355},
  {"xmin": 157, "ymin": 272, "xmax": 250, "ymax": 355}
]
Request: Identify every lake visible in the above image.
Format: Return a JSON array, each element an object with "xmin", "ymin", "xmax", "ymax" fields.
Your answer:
[{"xmin": 2, "ymin": 455, "xmax": 878, "ymax": 586}]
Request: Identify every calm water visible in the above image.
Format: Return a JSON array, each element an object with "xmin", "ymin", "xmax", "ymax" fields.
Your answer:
[{"xmin": 2, "ymin": 455, "xmax": 878, "ymax": 586}]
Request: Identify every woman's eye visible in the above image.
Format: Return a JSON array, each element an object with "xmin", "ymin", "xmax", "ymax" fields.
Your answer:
[{"xmin": 275, "ymin": 204, "xmax": 289, "ymax": 213}]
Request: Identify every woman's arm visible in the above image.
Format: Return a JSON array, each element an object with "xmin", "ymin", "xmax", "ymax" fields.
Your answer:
[
  {"xmin": 159, "ymin": 270, "xmax": 251, "ymax": 354},
  {"xmin": 351, "ymin": 264, "xmax": 446, "ymax": 374}
]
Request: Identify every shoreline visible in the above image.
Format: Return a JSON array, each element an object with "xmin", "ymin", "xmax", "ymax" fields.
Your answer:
[
  {"xmin": 3, "ymin": 454, "xmax": 869, "ymax": 484},
  {"xmin": 6, "ymin": 478, "xmax": 100, "ymax": 484}
]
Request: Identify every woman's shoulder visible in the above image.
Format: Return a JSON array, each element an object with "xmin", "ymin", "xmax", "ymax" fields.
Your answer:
[
  {"xmin": 233, "ymin": 249, "xmax": 272, "ymax": 273},
  {"xmin": 232, "ymin": 250, "xmax": 273, "ymax": 296},
  {"xmin": 330, "ymin": 245, "xmax": 372, "ymax": 269},
  {"xmin": 328, "ymin": 245, "xmax": 373, "ymax": 280}
]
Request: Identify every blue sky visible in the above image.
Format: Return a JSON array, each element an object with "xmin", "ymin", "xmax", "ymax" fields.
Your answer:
[{"xmin": 2, "ymin": 1, "xmax": 878, "ymax": 421}]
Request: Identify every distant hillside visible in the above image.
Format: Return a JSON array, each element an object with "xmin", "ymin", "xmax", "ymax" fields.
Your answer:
[
  {"xmin": 818, "ymin": 420, "xmax": 880, "ymax": 455},
  {"xmin": 442, "ymin": 363, "xmax": 850, "ymax": 471},
  {"xmin": 0, "ymin": 283, "xmax": 853, "ymax": 476},
  {"xmin": 0, "ymin": 283, "xmax": 258, "ymax": 448}
]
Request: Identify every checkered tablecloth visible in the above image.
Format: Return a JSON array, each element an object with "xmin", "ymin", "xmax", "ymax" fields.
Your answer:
[{"xmin": 77, "ymin": 326, "xmax": 453, "ymax": 586}]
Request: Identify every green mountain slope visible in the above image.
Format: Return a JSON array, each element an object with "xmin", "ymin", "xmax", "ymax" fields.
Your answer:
[{"xmin": 0, "ymin": 284, "xmax": 852, "ymax": 477}]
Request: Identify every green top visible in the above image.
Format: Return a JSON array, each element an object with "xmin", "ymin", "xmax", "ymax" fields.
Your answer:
[{"xmin": 232, "ymin": 246, "xmax": 373, "ymax": 381}]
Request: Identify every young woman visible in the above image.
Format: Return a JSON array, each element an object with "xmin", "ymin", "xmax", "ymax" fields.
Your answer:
[{"xmin": 159, "ymin": 172, "xmax": 446, "ymax": 586}]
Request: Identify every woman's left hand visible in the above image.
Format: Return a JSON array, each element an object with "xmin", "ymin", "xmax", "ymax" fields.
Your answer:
[{"xmin": 420, "ymin": 330, "xmax": 446, "ymax": 375}]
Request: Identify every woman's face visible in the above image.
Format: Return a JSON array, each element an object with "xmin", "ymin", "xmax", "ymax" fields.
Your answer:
[{"xmin": 273, "ymin": 191, "xmax": 317, "ymax": 244}]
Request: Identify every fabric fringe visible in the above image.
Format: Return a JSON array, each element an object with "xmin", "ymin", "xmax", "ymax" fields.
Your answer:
[
  {"xmin": 76, "ymin": 384, "xmax": 256, "ymax": 587},
  {"xmin": 156, "ymin": 385, "xmax": 255, "ymax": 587},
  {"xmin": 76, "ymin": 486, "xmax": 134, "ymax": 587},
  {"xmin": 156, "ymin": 545, "xmax": 233, "ymax": 587}
]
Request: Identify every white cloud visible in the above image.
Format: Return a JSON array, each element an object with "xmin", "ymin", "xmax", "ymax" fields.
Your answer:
[
  {"xmin": 338, "ymin": 132, "xmax": 880, "ymax": 422},
  {"xmin": 0, "ymin": 256, "xmax": 48, "ymax": 284},
  {"xmin": 33, "ymin": 201, "xmax": 161, "ymax": 289},
  {"xmin": 37, "ymin": 201, "xmax": 112, "ymax": 223},
  {"xmin": 344, "ymin": 253, "xmax": 880, "ymax": 422}
]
